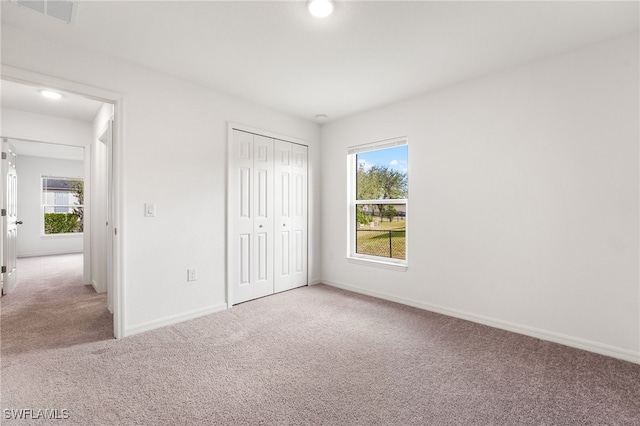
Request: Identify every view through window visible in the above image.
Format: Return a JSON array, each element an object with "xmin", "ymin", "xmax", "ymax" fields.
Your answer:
[
  {"xmin": 42, "ymin": 176, "xmax": 84, "ymax": 234},
  {"xmin": 350, "ymin": 140, "xmax": 408, "ymax": 262}
]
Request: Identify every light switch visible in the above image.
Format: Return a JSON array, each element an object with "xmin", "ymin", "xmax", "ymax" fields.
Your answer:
[{"xmin": 145, "ymin": 203, "xmax": 156, "ymax": 217}]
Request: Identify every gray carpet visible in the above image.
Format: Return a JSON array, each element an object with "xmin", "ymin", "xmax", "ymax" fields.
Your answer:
[
  {"xmin": 1, "ymin": 264, "xmax": 639, "ymax": 425},
  {"xmin": 1, "ymin": 254, "xmax": 112, "ymax": 357}
]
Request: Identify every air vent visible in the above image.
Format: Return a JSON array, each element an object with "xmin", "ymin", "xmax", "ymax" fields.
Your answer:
[{"xmin": 13, "ymin": 0, "xmax": 77, "ymax": 24}]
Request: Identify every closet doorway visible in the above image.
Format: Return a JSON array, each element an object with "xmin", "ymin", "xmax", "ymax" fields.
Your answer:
[{"xmin": 228, "ymin": 125, "xmax": 308, "ymax": 305}]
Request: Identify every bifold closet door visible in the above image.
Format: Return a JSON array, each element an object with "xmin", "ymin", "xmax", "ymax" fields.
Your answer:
[
  {"xmin": 230, "ymin": 130, "xmax": 274, "ymax": 304},
  {"xmin": 274, "ymin": 140, "xmax": 308, "ymax": 293},
  {"xmin": 230, "ymin": 129, "xmax": 308, "ymax": 305}
]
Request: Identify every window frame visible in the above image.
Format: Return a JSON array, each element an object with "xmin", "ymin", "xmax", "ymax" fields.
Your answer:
[
  {"xmin": 347, "ymin": 137, "xmax": 408, "ymax": 270},
  {"xmin": 41, "ymin": 175, "xmax": 84, "ymax": 236}
]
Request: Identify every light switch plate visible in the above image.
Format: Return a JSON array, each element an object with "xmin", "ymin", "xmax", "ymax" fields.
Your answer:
[
  {"xmin": 187, "ymin": 268, "xmax": 197, "ymax": 282},
  {"xmin": 145, "ymin": 203, "xmax": 156, "ymax": 217}
]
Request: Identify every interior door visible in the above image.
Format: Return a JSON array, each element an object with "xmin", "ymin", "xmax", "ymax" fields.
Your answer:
[
  {"xmin": 99, "ymin": 121, "xmax": 114, "ymax": 312},
  {"xmin": 274, "ymin": 141, "xmax": 308, "ymax": 293},
  {"xmin": 106, "ymin": 120, "xmax": 114, "ymax": 313},
  {"xmin": 2, "ymin": 139, "xmax": 18, "ymax": 295},
  {"xmin": 290, "ymin": 143, "xmax": 308, "ymax": 288},
  {"xmin": 231, "ymin": 130, "xmax": 274, "ymax": 304},
  {"xmin": 274, "ymin": 140, "xmax": 292, "ymax": 292}
]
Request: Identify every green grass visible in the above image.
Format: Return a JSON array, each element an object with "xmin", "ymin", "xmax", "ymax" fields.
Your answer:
[{"xmin": 356, "ymin": 217, "xmax": 406, "ymax": 259}]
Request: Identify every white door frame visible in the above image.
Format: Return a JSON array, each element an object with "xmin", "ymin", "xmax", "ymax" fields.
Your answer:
[
  {"xmin": 1, "ymin": 66, "xmax": 125, "ymax": 339},
  {"xmin": 226, "ymin": 122, "xmax": 309, "ymax": 307}
]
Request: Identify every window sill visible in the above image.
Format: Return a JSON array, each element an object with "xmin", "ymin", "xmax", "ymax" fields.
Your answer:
[
  {"xmin": 347, "ymin": 256, "xmax": 408, "ymax": 272},
  {"xmin": 41, "ymin": 233, "xmax": 83, "ymax": 239}
]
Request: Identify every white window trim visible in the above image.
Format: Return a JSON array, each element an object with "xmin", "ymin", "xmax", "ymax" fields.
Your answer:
[
  {"xmin": 347, "ymin": 137, "xmax": 408, "ymax": 270},
  {"xmin": 41, "ymin": 176, "xmax": 84, "ymax": 236},
  {"xmin": 41, "ymin": 233, "xmax": 83, "ymax": 239}
]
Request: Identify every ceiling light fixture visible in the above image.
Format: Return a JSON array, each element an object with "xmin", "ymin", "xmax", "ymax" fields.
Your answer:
[
  {"xmin": 308, "ymin": 0, "xmax": 334, "ymax": 18},
  {"xmin": 40, "ymin": 90, "xmax": 63, "ymax": 100}
]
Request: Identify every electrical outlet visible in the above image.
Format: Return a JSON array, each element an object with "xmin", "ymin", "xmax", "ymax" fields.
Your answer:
[{"xmin": 187, "ymin": 268, "xmax": 197, "ymax": 282}]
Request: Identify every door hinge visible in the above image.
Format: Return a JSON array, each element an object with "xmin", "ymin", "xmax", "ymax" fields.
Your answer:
[
  {"xmin": 1, "ymin": 152, "xmax": 6, "ymax": 160},
  {"xmin": 1, "ymin": 266, "xmax": 6, "ymax": 273},
  {"xmin": 1, "ymin": 209, "xmax": 5, "ymax": 216}
]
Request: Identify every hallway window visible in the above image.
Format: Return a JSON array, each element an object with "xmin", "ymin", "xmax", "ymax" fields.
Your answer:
[{"xmin": 42, "ymin": 176, "xmax": 84, "ymax": 234}]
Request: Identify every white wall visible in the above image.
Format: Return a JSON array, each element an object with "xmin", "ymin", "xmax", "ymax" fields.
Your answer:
[
  {"xmin": 321, "ymin": 33, "xmax": 640, "ymax": 362},
  {"xmin": 16, "ymin": 155, "xmax": 84, "ymax": 257},
  {"xmin": 1, "ymin": 25, "xmax": 321, "ymax": 335},
  {"xmin": 1, "ymin": 108, "xmax": 92, "ymax": 146}
]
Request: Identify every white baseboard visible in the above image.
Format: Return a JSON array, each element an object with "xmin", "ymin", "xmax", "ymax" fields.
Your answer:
[
  {"xmin": 322, "ymin": 279, "xmax": 640, "ymax": 365},
  {"xmin": 125, "ymin": 303, "xmax": 228, "ymax": 337},
  {"xmin": 309, "ymin": 278, "xmax": 323, "ymax": 285},
  {"xmin": 90, "ymin": 279, "xmax": 98, "ymax": 293},
  {"xmin": 90, "ymin": 279, "xmax": 107, "ymax": 293}
]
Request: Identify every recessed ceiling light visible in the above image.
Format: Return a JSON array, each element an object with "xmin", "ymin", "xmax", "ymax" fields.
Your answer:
[
  {"xmin": 40, "ymin": 90, "xmax": 62, "ymax": 100},
  {"xmin": 308, "ymin": 0, "xmax": 334, "ymax": 18}
]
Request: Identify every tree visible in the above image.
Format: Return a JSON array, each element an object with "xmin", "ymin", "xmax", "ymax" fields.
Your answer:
[
  {"xmin": 356, "ymin": 163, "xmax": 379, "ymax": 200},
  {"xmin": 356, "ymin": 206, "xmax": 370, "ymax": 225},
  {"xmin": 376, "ymin": 166, "xmax": 407, "ymax": 199},
  {"xmin": 44, "ymin": 213, "xmax": 81, "ymax": 234},
  {"xmin": 70, "ymin": 180, "xmax": 84, "ymax": 232},
  {"xmin": 382, "ymin": 205, "xmax": 398, "ymax": 222},
  {"xmin": 356, "ymin": 164, "xmax": 407, "ymax": 220}
]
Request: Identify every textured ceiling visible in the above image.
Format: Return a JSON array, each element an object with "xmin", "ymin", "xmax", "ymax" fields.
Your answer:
[{"xmin": 1, "ymin": 1, "xmax": 638, "ymax": 123}]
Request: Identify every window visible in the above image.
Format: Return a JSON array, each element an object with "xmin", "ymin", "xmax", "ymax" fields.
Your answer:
[
  {"xmin": 348, "ymin": 138, "xmax": 408, "ymax": 268},
  {"xmin": 42, "ymin": 176, "xmax": 84, "ymax": 235}
]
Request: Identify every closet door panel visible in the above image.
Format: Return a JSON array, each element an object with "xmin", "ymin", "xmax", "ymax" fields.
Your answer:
[
  {"xmin": 231, "ymin": 130, "xmax": 274, "ymax": 304},
  {"xmin": 239, "ymin": 234, "xmax": 251, "ymax": 285},
  {"xmin": 231, "ymin": 130, "xmax": 254, "ymax": 303},
  {"xmin": 291, "ymin": 143, "xmax": 308, "ymax": 288},
  {"xmin": 252, "ymin": 135, "xmax": 274, "ymax": 296},
  {"xmin": 274, "ymin": 140, "xmax": 292, "ymax": 293}
]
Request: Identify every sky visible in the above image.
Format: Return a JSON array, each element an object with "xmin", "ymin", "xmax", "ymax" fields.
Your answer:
[{"xmin": 357, "ymin": 145, "xmax": 408, "ymax": 174}]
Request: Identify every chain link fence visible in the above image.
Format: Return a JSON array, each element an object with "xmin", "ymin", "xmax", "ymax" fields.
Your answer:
[{"xmin": 356, "ymin": 229, "xmax": 406, "ymax": 260}]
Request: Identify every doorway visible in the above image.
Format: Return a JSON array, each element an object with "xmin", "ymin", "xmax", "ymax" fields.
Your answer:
[
  {"xmin": 0, "ymin": 71, "xmax": 122, "ymax": 338},
  {"xmin": 3, "ymin": 139, "xmax": 87, "ymax": 295}
]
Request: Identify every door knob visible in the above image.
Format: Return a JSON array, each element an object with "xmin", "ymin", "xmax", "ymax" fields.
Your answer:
[{"xmin": 16, "ymin": 221, "xmax": 23, "ymax": 225}]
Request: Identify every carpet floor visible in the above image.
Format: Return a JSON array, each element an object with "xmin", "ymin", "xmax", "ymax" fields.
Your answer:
[
  {"xmin": 1, "ymin": 254, "xmax": 112, "ymax": 358},
  {"xmin": 2, "ymin": 264, "xmax": 639, "ymax": 425}
]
